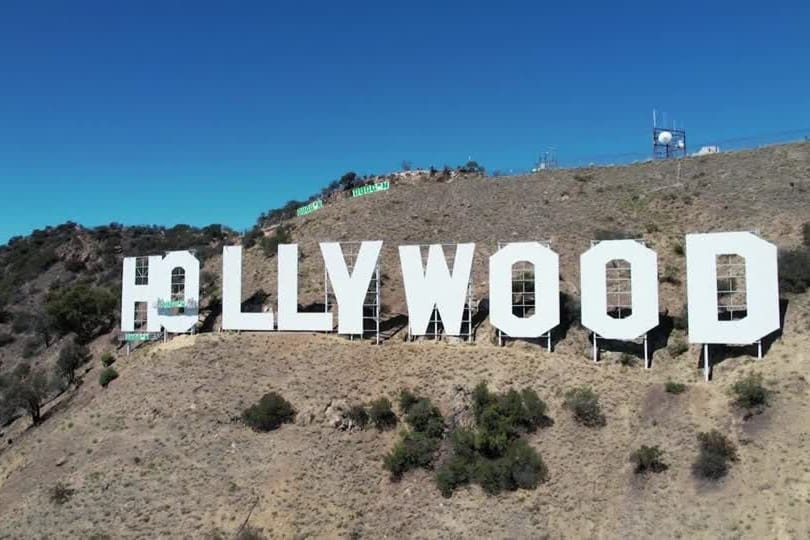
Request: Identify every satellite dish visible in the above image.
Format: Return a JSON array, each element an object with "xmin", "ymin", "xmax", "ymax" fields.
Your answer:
[
  {"xmin": 657, "ymin": 131, "xmax": 673, "ymax": 144},
  {"xmin": 676, "ymin": 140, "xmax": 685, "ymax": 149}
]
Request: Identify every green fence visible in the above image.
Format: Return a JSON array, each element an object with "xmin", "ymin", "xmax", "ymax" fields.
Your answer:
[
  {"xmin": 352, "ymin": 181, "xmax": 390, "ymax": 197},
  {"xmin": 296, "ymin": 199, "xmax": 323, "ymax": 216}
]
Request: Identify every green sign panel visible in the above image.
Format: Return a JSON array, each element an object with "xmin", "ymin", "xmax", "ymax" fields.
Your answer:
[
  {"xmin": 158, "ymin": 300, "xmax": 186, "ymax": 309},
  {"xmin": 123, "ymin": 332, "xmax": 152, "ymax": 342},
  {"xmin": 296, "ymin": 200, "xmax": 323, "ymax": 216},
  {"xmin": 352, "ymin": 181, "xmax": 390, "ymax": 198}
]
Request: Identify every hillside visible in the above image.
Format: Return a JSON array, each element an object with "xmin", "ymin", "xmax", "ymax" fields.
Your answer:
[{"xmin": 1, "ymin": 142, "xmax": 810, "ymax": 538}]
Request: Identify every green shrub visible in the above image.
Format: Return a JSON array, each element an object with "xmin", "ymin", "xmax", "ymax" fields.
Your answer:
[
  {"xmin": 731, "ymin": 373, "xmax": 768, "ymax": 409},
  {"xmin": 564, "ymin": 386, "xmax": 606, "ymax": 427},
  {"xmin": 630, "ymin": 445, "xmax": 668, "ymax": 474},
  {"xmin": 405, "ymin": 399, "xmax": 444, "ymax": 438},
  {"xmin": 259, "ymin": 225, "xmax": 292, "ymax": 258},
  {"xmin": 673, "ymin": 242, "xmax": 685, "ymax": 256},
  {"xmin": 242, "ymin": 392, "xmax": 295, "ymax": 432},
  {"xmin": 368, "ymin": 397, "xmax": 397, "ymax": 430},
  {"xmin": 98, "ymin": 367, "xmax": 119, "ymax": 388},
  {"xmin": 11, "ymin": 311, "xmax": 34, "ymax": 334},
  {"xmin": 398, "ymin": 388, "xmax": 419, "ymax": 412},
  {"xmin": 100, "ymin": 352, "xmax": 116, "ymax": 367},
  {"xmin": 383, "ymin": 430, "xmax": 441, "ymax": 480},
  {"xmin": 693, "ymin": 430, "xmax": 738, "ymax": 480},
  {"xmin": 435, "ymin": 383, "xmax": 550, "ymax": 497},
  {"xmin": 693, "ymin": 450, "xmax": 731, "ymax": 480},
  {"xmin": 778, "ymin": 247, "xmax": 810, "ymax": 294},
  {"xmin": 346, "ymin": 404, "xmax": 369, "ymax": 429},
  {"xmin": 665, "ymin": 381, "xmax": 686, "ymax": 394}
]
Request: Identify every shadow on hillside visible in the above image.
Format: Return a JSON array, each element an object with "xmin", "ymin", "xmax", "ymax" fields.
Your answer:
[
  {"xmin": 477, "ymin": 292, "xmax": 581, "ymax": 352},
  {"xmin": 379, "ymin": 314, "xmax": 408, "ymax": 342},
  {"xmin": 588, "ymin": 312, "xmax": 675, "ymax": 367},
  {"xmin": 699, "ymin": 298, "xmax": 789, "ymax": 380}
]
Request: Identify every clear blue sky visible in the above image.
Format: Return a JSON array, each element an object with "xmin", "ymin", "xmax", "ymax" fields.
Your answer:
[{"xmin": 1, "ymin": 1, "xmax": 809, "ymax": 244}]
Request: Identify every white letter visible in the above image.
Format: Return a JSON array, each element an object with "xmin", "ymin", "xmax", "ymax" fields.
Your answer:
[
  {"xmin": 580, "ymin": 240, "xmax": 659, "ymax": 340},
  {"xmin": 321, "ymin": 241, "xmax": 382, "ymax": 334},
  {"xmin": 120, "ymin": 251, "xmax": 200, "ymax": 334},
  {"xmin": 121, "ymin": 255, "xmax": 163, "ymax": 332},
  {"xmin": 155, "ymin": 251, "xmax": 200, "ymax": 334},
  {"xmin": 222, "ymin": 246, "xmax": 274, "ymax": 331},
  {"xmin": 399, "ymin": 243, "xmax": 474, "ymax": 336},
  {"xmin": 277, "ymin": 244, "xmax": 333, "ymax": 331},
  {"xmin": 489, "ymin": 242, "xmax": 559, "ymax": 337},
  {"xmin": 686, "ymin": 232, "xmax": 779, "ymax": 344}
]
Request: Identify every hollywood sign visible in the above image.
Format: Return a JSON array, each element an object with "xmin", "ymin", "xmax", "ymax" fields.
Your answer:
[{"xmin": 120, "ymin": 232, "xmax": 780, "ymax": 376}]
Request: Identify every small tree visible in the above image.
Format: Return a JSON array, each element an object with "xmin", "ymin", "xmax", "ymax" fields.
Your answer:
[
  {"xmin": 46, "ymin": 285, "xmax": 117, "ymax": 343},
  {"xmin": 56, "ymin": 341, "xmax": 91, "ymax": 387},
  {"xmin": 3, "ymin": 370, "xmax": 51, "ymax": 425}
]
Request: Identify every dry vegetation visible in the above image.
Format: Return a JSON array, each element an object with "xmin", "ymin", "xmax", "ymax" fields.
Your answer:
[{"xmin": 1, "ymin": 142, "xmax": 810, "ymax": 538}]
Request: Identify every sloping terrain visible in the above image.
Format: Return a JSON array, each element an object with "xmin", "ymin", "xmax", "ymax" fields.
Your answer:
[{"xmin": 1, "ymin": 142, "xmax": 810, "ymax": 539}]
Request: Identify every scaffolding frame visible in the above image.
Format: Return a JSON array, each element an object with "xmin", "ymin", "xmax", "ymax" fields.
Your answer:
[
  {"xmin": 703, "ymin": 243, "xmax": 762, "ymax": 381},
  {"xmin": 590, "ymin": 239, "xmax": 650, "ymax": 367},
  {"xmin": 496, "ymin": 241, "xmax": 552, "ymax": 351},
  {"xmin": 407, "ymin": 244, "xmax": 474, "ymax": 343},
  {"xmin": 324, "ymin": 241, "xmax": 382, "ymax": 344}
]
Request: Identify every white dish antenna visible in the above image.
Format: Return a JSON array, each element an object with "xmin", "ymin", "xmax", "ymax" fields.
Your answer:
[{"xmin": 657, "ymin": 131, "xmax": 673, "ymax": 144}]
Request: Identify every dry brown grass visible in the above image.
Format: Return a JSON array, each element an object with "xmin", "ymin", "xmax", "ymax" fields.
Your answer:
[{"xmin": 2, "ymin": 142, "xmax": 810, "ymax": 538}]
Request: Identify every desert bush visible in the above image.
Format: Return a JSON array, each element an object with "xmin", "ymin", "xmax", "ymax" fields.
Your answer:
[
  {"xmin": 11, "ymin": 311, "xmax": 34, "ymax": 334},
  {"xmin": 56, "ymin": 341, "xmax": 92, "ymax": 386},
  {"xmin": 673, "ymin": 242, "xmax": 685, "ymax": 256},
  {"xmin": 368, "ymin": 397, "xmax": 397, "ymax": 430},
  {"xmin": 49, "ymin": 482, "xmax": 74, "ymax": 505},
  {"xmin": 659, "ymin": 264, "xmax": 681, "ymax": 285},
  {"xmin": 405, "ymin": 398, "xmax": 444, "ymax": 438},
  {"xmin": 242, "ymin": 392, "xmax": 295, "ymax": 432},
  {"xmin": 667, "ymin": 337, "xmax": 689, "ymax": 357},
  {"xmin": 630, "ymin": 445, "xmax": 668, "ymax": 474},
  {"xmin": 436, "ymin": 384, "xmax": 550, "ymax": 497},
  {"xmin": 618, "ymin": 353, "xmax": 637, "ymax": 366},
  {"xmin": 693, "ymin": 430, "xmax": 738, "ymax": 480},
  {"xmin": 665, "ymin": 381, "xmax": 687, "ymax": 394},
  {"xmin": 346, "ymin": 404, "xmax": 369, "ymax": 428},
  {"xmin": 21, "ymin": 337, "xmax": 40, "ymax": 358},
  {"xmin": 803, "ymin": 221, "xmax": 810, "ymax": 247},
  {"xmin": 594, "ymin": 229, "xmax": 636, "ymax": 241},
  {"xmin": 731, "ymin": 373, "xmax": 768, "ymax": 409},
  {"xmin": 564, "ymin": 386, "xmax": 606, "ymax": 427},
  {"xmin": 98, "ymin": 367, "xmax": 119, "ymax": 388},
  {"xmin": 0, "ymin": 332, "xmax": 14, "ymax": 347},
  {"xmin": 259, "ymin": 225, "xmax": 292, "ymax": 258},
  {"xmin": 398, "ymin": 388, "xmax": 420, "ymax": 412},
  {"xmin": 778, "ymin": 247, "xmax": 810, "ymax": 294},
  {"xmin": 384, "ymin": 430, "xmax": 442, "ymax": 480},
  {"xmin": 100, "ymin": 352, "xmax": 116, "ymax": 367}
]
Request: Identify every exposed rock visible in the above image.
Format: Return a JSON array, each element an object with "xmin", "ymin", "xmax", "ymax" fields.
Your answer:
[
  {"xmin": 294, "ymin": 406, "xmax": 318, "ymax": 427},
  {"xmin": 55, "ymin": 456, "xmax": 67, "ymax": 467},
  {"xmin": 447, "ymin": 384, "xmax": 474, "ymax": 430},
  {"xmin": 324, "ymin": 399, "xmax": 349, "ymax": 429}
]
